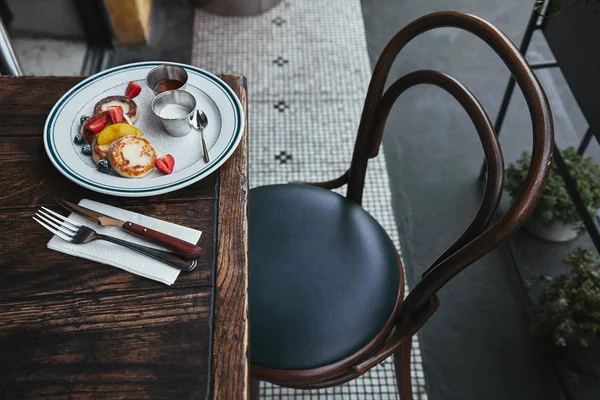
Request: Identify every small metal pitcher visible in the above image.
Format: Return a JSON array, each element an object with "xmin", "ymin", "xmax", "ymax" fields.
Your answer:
[{"xmin": 151, "ymin": 90, "xmax": 196, "ymax": 137}]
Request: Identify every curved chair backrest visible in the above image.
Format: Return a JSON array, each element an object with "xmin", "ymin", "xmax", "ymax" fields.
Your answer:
[
  {"xmin": 345, "ymin": 11, "xmax": 553, "ymax": 326},
  {"xmin": 261, "ymin": 11, "xmax": 554, "ymax": 388}
]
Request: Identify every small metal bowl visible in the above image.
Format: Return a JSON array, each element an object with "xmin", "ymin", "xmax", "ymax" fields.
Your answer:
[
  {"xmin": 151, "ymin": 90, "xmax": 196, "ymax": 137},
  {"xmin": 145, "ymin": 65, "xmax": 188, "ymax": 95}
]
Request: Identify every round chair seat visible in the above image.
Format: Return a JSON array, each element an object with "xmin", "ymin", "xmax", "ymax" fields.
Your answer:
[{"xmin": 249, "ymin": 184, "xmax": 402, "ymax": 370}]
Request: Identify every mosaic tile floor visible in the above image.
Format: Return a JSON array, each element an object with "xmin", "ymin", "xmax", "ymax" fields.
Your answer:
[{"xmin": 192, "ymin": 1, "xmax": 428, "ymax": 398}]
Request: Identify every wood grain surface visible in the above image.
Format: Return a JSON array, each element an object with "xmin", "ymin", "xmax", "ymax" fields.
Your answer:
[
  {"xmin": 211, "ymin": 74, "xmax": 249, "ymax": 400},
  {"xmin": 0, "ymin": 75, "xmax": 248, "ymax": 399},
  {"xmin": 0, "ymin": 290, "xmax": 211, "ymax": 399}
]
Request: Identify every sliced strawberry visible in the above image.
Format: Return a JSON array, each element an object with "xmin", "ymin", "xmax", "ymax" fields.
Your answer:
[
  {"xmin": 155, "ymin": 154, "xmax": 175, "ymax": 174},
  {"xmin": 85, "ymin": 112, "xmax": 109, "ymax": 134},
  {"xmin": 125, "ymin": 81, "xmax": 142, "ymax": 99},
  {"xmin": 108, "ymin": 106, "xmax": 124, "ymax": 123}
]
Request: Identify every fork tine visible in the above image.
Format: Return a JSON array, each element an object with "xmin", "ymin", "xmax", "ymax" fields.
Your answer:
[
  {"xmin": 33, "ymin": 217, "xmax": 72, "ymax": 241},
  {"xmin": 41, "ymin": 206, "xmax": 79, "ymax": 230},
  {"xmin": 35, "ymin": 211, "xmax": 77, "ymax": 237},
  {"xmin": 37, "ymin": 209, "xmax": 78, "ymax": 232}
]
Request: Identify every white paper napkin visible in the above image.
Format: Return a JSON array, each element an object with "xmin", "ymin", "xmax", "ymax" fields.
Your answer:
[{"xmin": 47, "ymin": 199, "xmax": 202, "ymax": 285}]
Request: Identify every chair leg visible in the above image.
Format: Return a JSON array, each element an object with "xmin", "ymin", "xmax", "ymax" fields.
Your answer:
[
  {"xmin": 250, "ymin": 378, "xmax": 261, "ymax": 400},
  {"xmin": 393, "ymin": 340, "xmax": 413, "ymax": 400}
]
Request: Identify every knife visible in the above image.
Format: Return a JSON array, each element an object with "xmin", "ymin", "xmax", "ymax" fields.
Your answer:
[{"xmin": 57, "ymin": 199, "xmax": 203, "ymax": 259}]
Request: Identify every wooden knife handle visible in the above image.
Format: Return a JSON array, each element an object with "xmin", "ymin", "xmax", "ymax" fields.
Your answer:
[{"xmin": 122, "ymin": 221, "xmax": 203, "ymax": 259}]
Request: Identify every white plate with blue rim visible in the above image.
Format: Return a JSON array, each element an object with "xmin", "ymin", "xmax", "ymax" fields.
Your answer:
[{"xmin": 43, "ymin": 61, "xmax": 244, "ymax": 197}]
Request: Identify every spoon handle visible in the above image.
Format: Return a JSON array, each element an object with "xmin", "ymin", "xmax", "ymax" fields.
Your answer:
[{"xmin": 200, "ymin": 128, "xmax": 210, "ymax": 162}]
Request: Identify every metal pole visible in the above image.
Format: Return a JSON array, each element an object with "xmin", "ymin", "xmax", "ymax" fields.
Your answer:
[
  {"xmin": 530, "ymin": 60, "xmax": 559, "ymax": 69},
  {"xmin": 495, "ymin": 8, "xmax": 539, "ymax": 134},
  {"xmin": 0, "ymin": 17, "xmax": 22, "ymax": 76},
  {"xmin": 479, "ymin": 7, "xmax": 539, "ymax": 180},
  {"xmin": 577, "ymin": 127, "xmax": 593, "ymax": 155}
]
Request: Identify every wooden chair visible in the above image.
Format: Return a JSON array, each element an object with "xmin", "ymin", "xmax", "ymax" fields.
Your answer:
[{"xmin": 248, "ymin": 11, "xmax": 554, "ymax": 399}]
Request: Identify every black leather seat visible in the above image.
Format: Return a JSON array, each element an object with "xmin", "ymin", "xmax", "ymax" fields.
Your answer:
[{"xmin": 249, "ymin": 184, "xmax": 401, "ymax": 370}]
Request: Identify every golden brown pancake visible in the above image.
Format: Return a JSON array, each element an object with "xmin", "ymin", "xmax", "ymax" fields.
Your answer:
[
  {"xmin": 91, "ymin": 136, "xmax": 111, "ymax": 164},
  {"xmin": 94, "ymin": 96, "xmax": 138, "ymax": 123},
  {"xmin": 81, "ymin": 123, "xmax": 95, "ymax": 144},
  {"xmin": 108, "ymin": 136, "xmax": 156, "ymax": 178},
  {"xmin": 81, "ymin": 111, "xmax": 108, "ymax": 144}
]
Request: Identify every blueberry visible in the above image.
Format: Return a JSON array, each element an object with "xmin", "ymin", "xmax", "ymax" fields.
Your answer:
[
  {"xmin": 81, "ymin": 144, "xmax": 92, "ymax": 155},
  {"xmin": 73, "ymin": 134, "xmax": 84, "ymax": 145},
  {"xmin": 80, "ymin": 115, "xmax": 90, "ymax": 125},
  {"xmin": 97, "ymin": 159, "xmax": 111, "ymax": 173}
]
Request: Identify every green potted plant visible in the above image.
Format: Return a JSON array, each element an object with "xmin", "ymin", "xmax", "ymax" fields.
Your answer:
[
  {"xmin": 529, "ymin": 248, "xmax": 600, "ymax": 376},
  {"xmin": 506, "ymin": 147, "xmax": 600, "ymax": 242}
]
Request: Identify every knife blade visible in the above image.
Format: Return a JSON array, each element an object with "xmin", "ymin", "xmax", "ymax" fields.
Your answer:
[{"xmin": 57, "ymin": 199, "xmax": 203, "ymax": 259}]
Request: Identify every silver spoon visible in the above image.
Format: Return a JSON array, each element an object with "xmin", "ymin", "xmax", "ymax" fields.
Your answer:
[{"xmin": 196, "ymin": 110, "xmax": 210, "ymax": 162}]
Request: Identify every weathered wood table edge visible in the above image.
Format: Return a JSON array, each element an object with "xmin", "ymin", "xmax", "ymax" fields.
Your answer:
[{"xmin": 213, "ymin": 73, "xmax": 249, "ymax": 400}]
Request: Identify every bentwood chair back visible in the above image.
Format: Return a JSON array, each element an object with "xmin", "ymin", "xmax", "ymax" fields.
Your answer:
[{"xmin": 248, "ymin": 11, "xmax": 553, "ymax": 399}]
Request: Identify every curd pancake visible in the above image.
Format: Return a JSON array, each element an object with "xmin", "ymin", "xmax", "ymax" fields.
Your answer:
[
  {"xmin": 81, "ymin": 111, "xmax": 110, "ymax": 144},
  {"xmin": 94, "ymin": 96, "xmax": 138, "ymax": 123},
  {"xmin": 92, "ymin": 136, "xmax": 110, "ymax": 164},
  {"xmin": 81, "ymin": 123, "xmax": 95, "ymax": 144},
  {"xmin": 94, "ymin": 123, "xmax": 143, "ymax": 164},
  {"xmin": 108, "ymin": 136, "xmax": 156, "ymax": 178}
]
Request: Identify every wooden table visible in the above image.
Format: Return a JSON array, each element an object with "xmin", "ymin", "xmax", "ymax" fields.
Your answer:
[{"xmin": 0, "ymin": 74, "xmax": 249, "ymax": 399}]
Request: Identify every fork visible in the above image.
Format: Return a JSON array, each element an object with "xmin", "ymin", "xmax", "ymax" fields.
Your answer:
[{"xmin": 33, "ymin": 207, "xmax": 197, "ymax": 272}]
